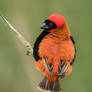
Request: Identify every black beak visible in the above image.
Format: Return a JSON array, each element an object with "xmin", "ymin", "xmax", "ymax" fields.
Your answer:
[{"xmin": 40, "ymin": 23, "xmax": 49, "ymax": 30}]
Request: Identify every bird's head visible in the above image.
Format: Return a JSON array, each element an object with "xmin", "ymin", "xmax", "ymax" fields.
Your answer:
[{"xmin": 40, "ymin": 14, "xmax": 66, "ymax": 32}]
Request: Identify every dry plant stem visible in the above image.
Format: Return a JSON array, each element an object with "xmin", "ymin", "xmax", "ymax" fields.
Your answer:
[
  {"xmin": 0, "ymin": 15, "xmax": 52, "ymax": 75},
  {"xmin": 0, "ymin": 14, "xmax": 33, "ymax": 56}
]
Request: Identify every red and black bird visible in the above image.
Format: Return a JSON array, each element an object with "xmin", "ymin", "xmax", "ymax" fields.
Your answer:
[{"xmin": 33, "ymin": 14, "xmax": 76, "ymax": 92}]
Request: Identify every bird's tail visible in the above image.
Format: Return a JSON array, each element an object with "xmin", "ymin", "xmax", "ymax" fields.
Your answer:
[{"xmin": 37, "ymin": 77, "xmax": 62, "ymax": 92}]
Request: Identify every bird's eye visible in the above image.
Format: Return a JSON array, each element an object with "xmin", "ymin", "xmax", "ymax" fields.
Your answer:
[
  {"xmin": 49, "ymin": 22, "xmax": 57, "ymax": 29},
  {"xmin": 49, "ymin": 22, "xmax": 54, "ymax": 26},
  {"xmin": 41, "ymin": 20, "xmax": 57, "ymax": 30}
]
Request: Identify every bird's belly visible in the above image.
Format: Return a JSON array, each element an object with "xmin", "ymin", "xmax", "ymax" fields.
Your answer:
[
  {"xmin": 59, "ymin": 41, "xmax": 75, "ymax": 62},
  {"xmin": 38, "ymin": 37, "xmax": 75, "ymax": 64}
]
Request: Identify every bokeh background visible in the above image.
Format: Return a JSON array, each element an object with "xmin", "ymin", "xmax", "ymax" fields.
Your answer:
[{"xmin": 0, "ymin": 0, "xmax": 92, "ymax": 92}]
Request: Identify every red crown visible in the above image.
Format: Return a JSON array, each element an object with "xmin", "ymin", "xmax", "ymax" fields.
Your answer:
[{"xmin": 48, "ymin": 14, "xmax": 65, "ymax": 28}]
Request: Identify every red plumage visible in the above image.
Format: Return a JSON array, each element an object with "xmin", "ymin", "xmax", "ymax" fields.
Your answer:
[{"xmin": 34, "ymin": 14, "xmax": 76, "ymax": 92}]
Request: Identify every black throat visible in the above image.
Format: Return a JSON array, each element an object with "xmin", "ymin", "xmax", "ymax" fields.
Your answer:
[{"xmin": 33, "ymin": 30, "xmax": 50, "ymax": 61}]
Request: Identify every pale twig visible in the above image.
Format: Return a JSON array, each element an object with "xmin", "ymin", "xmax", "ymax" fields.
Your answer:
[
  {"xmin": 0, "ymin": 14, "xmax": 33, "ymax": 56},
  {"xmin": 0, "ymin": 14, "xmax": 52, "ymax": 75}
]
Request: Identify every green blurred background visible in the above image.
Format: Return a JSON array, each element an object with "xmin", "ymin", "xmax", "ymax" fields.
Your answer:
[{"xmin": 0, "ymin": 0, "xmax": 92, "ymax": 92}]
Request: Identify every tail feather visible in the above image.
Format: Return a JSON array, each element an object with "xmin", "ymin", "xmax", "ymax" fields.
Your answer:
[{"xmin": 38, "ymin": 77, "xmax": 62, "ymax": 92}]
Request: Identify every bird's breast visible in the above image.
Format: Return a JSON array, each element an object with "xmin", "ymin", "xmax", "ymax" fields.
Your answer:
[{"xmin": 38, "ymin": 32, "xmax": 75, "ymax": 64}]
